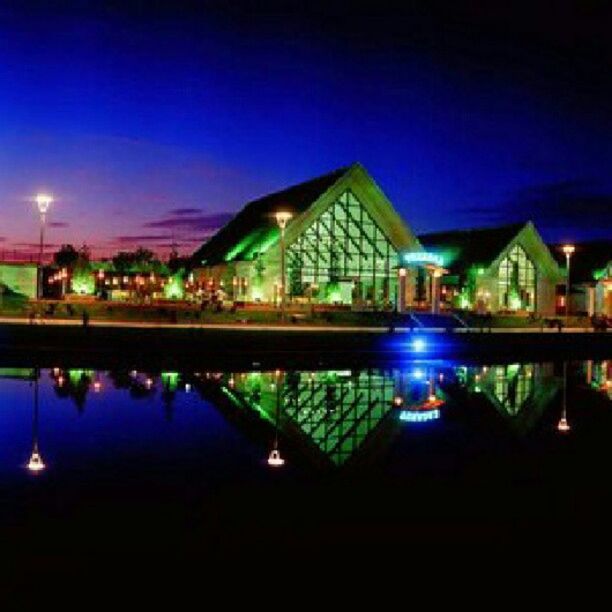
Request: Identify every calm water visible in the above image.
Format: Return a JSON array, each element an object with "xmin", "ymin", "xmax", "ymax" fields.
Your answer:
[{"xmin": 2, "ymin": 358, "xmax": 612, "ymax": 583}]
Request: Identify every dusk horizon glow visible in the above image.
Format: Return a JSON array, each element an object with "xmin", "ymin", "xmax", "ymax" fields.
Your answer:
[{"xmin": 1, "ymin": 1, "xmax": 611, "ymax": 261}]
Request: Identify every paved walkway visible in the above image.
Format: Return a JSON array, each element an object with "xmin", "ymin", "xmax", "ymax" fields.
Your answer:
[{"xmin": 0, "ymin": 316, "xmax": 608, "ymax": 334}]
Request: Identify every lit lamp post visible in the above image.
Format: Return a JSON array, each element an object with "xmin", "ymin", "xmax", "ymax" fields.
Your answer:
[
  {"xmin": 267, "ymin": 370, "xmax": 285, "ymax": 467},
  {"xmin": 34, "ymin": 193, "xmax": 53, "ymax": 300},
  {"xmin": 557, "ymin": 361, "xmax": 571, "ymax": 433},
  {"xmin": 27, "ymin": 370, "xmax": 46, "ymax": 473},
  {"xmin": 275, "ymin": 211, "xmax": 293, "ymax": 322},
  {"xmin": 562, "ymin": 244, "xmax": 575, "ymax": 322},
  {"xmin": 397, "ymin": 267, "xmax": 407, "ymax": 313},
  {"xmin": 426, "ymin": 264, "xmax": 445, "ymax": 314}
]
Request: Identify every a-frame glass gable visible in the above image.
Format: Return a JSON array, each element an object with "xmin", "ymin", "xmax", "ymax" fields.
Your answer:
[
  {"xmin": 497, "ymin": 244, "xmax": 537, "ymax": 312},
  {"xmin": 286, "ymin": 190, "xmax": 399, "ymax": 305}
]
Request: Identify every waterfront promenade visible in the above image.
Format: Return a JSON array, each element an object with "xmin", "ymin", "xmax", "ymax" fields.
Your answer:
[{"xmin": 0, "ymin": 314, "xmax": 609, "ymax": 334}]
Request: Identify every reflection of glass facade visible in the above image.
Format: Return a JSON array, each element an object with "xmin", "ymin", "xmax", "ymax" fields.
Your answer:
[
  {"xmin": 497, "ymin": 245, "xmax": 536, "ymax": 311},
  {"xmin": 286, "ymin": 190, "xmax": 399, "ymax": 305},
  {"xmin": 282, "ymin": 370, "xmax": 395, "ymax": 466},
  {"xmin": 493, "ymin": 364, "xmax": 534, "ymax": 416}
]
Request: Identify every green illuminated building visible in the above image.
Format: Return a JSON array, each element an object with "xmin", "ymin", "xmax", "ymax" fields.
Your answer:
[
  {"xmin": 192, "ymin": 163, "xmax": 420, "ymax": 307},
  {"xmin": 418, "ymin": 222, "xmax": 564, "ymax": 314},
  {"xmin": 0, "ymin": 263, "xmax": 37, "ymax": 299}
]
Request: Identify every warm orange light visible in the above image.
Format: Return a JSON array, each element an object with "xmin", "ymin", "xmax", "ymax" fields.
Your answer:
[
  {"xmin": 557, "ymin": 417, "xmax": 571, "ymax": 433},
  {"xmin": 393, "ymin": 396, "xmax": 403, "ymax": 407},
  {"xmin": 93, "ymin": 380, "xmax": 101, "ymax": 393},
  {"xmin": 27, "ymin": 450, "xmax": 45, "ymax": 472},
  {"xmin": 398, "ymin": 268, "xmax": 407, "ymax": 277},
  {"xmin": 562, "ymin": 244, "xmax": 575, "ymax": 256},
  {"xmin": 275, "ymin": 211, "xmax": 293, "ymax": 230},
  {"xmin": 35, "ymin": 193, "xmax": 52, "ymax": 215},
  {"xmin": 267, "ymin": 448, "xmax": 285, "ymax": 467}
]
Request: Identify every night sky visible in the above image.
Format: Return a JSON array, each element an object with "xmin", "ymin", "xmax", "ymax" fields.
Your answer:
[{"xmin": 1, "ymin": 1, "xmax": 611, "ymax": 259}]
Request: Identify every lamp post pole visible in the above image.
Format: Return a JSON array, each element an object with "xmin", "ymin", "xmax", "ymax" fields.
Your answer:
[
  {"xmin": 267, "ymin": 369, "xmax": 285, "ymax": 467},
  {"xmin": 557, "ymin": 360, "xmax": 570, "ymax": 433},
  {"xmin": 275, "ymin": 211, "xmax": 292, "ymax": 322},
  {"xmin": 562, "ymin": 244, "xmax": 575, "ymax": 323},
  {"xmin": 280, "ymin": 225, "xmax": 286, "ymax": 320},
  {"xmin": 35, "ymin": 194, "xmax": 52, "ymax": 300},
  {"xmin": 27, "ymin": 368, "xmax": 46, "ymax": 472}
]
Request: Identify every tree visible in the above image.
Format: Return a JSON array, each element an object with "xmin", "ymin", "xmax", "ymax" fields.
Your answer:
[
  {"xmin": 164, "ymin": 269, "xmax": 185, "ymax": 300},
  {"xmin": 53, "ymin": 244, "xmax": 79, "ymax": 270},
  {"xmin": 112, "ymin": 248, "xmax": 158, "ymax": 273}
]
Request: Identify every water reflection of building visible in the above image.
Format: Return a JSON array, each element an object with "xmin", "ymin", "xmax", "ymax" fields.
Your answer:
[
  {"xmin": 0, "ymin": 368, "xmax": 37, "ymax": 380},
  {"xmin": 463, "ymin": 363, "xmax": 560, "ymax": 434},
  {"xmin": 589, "ymin": 360, "xmax": 612, "ymax": 400},
  {"xmin": 50, "ymin": 368, "xmax": 94, "ymax": 412},
  {"xmin": 222, "ymin": 369, "xmax": 400, "ymax": 467},
  {"xmin": 282, "ymin": 370, "xmax": 396, "ymax": 466}
]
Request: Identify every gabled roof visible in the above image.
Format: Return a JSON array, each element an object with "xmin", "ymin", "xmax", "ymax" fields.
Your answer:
[
  {"xmin": 418, "ymin": 223, "xmax": 525, "ymax": 274},
  {"xmin": 549, "ymin": 240, "xmax": 612, "ymax": 283},
  {"xmin": 193, "ymin": 166, "xmax": 350, "ymax": 266}
]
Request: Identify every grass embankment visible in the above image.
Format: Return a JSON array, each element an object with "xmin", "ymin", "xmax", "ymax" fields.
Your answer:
[
  {"xmin": 0, "ymin": 298, "xmax": 395, "ymax": 327},
  {"xmin": 0, "ymin": 295, "xmax": 595, "ymax": 328}
]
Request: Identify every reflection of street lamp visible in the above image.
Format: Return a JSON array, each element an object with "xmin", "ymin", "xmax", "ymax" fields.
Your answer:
[
  {"xmin": 27, "ymin": 370, "xmax": 46, "ymax": 472},
  {"xmin": 34, "ymin": 194, "xmax": 52, "ymax": 300},
  {"xmin": 562, "ymin": 245, "xmax": 575, "ymax": 321},
  {"xmin": 275, "ymin": 211, "xmax": 292, "ymax": 322},
  {"xmin": 267, "ymin": 370, "xmax": 285, "ymax": 467},
  {"xmin": 557, "ymin": 361, "xmax": 571, "ymax": 433}
]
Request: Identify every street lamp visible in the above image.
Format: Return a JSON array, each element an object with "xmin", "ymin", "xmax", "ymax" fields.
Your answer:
[
  {"xmin": 557, "ymin": 361, "xmax": 571, "ymax": 433},
  {"xmin": 267, "ymin": 370, "xmax": 285, "ymax": 467},
  {"xmin": 562, "ymin": 244, "xmax": 575, "ymax": 322},
  {"xmin": 27, "ymin": 370, "xmax": 46, "ymax": 472},
  {"xmin": 34, "ymin": 193, "xmax": 53, "ymax": 300},
  {"xmin": 275, "ymin": 211, "xmax": 292, "ymax": 322}
]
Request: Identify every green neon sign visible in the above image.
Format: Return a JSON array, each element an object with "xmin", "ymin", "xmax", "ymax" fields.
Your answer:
[{"xmin": 403, "ymin": 252, "xmax": 444, "ymax": 267}]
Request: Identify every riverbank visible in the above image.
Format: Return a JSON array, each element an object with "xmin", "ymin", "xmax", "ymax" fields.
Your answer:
[
  {"xmin": 0, "ymin": 296, "xmax": 599, "ymax": 329},
  {"xmin": 1, "ymin": 318, "xmax": 610, "ymax": 369}
]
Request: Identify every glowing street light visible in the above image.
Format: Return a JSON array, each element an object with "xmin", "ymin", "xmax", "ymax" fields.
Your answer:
[
  {"xmin": 34, "ymin": 193, "xmax": 53, "ymax": 300},
  {"xmin": 275, "ymin": 211, "xmax": 292, "ymax": 322},
  {"xmin": 557, "ymin": 361, "xmax": 571, "ymax": 434},
  {"xmin": 267, "ymin": 448, "xmax": 285, "ymax": 467},
  {"xmin": 27, "ymin": 449, "xmax": 45, "ymax": 472},
  {"xmin": 27, "ymin": 371, "xmax": 46, "ymax": 473},
  {"xmin": 562, "ymin": 244, "xmax": 575, "ymax": 322},
  {"xmin": 267, "ymin": 370, "xmax": 286, "ymax": 468}
]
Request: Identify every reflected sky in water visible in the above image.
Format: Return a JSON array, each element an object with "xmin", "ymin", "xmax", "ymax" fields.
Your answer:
[{"xmin": 1, "ymin": 359, "xmax": 610, "ymax": 479}]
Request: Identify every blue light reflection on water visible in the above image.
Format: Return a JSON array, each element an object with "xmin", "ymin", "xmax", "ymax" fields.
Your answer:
[
  {"xmin": 0, "ymin": 370, "xmax": 270, "ymax": 484},
  {"xmin": 0, "ymin": 359, "xmax": 609, "ymax": 481}
]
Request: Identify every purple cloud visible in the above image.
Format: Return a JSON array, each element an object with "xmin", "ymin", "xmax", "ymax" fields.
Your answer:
[
  {"xmin": 114, "ymin": 234, "xmax": 169, "ymax": 244},
  {"xmin": 143, "ymin": 212, "xmax": 233, "ymax": 232},
  {"xmin": 48, "ymin": 221, "xmax": 70, "ymax": 228},
  {"xmin": 167, "ymin": 207, "xmax": 202, "ymax": 216}
]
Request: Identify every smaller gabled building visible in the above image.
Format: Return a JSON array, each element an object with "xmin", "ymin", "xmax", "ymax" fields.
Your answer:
[{"xmin": 418, "ymin": 222, "xmax": 564, "ymax": 315}]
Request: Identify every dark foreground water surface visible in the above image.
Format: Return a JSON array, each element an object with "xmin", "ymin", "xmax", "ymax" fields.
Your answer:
[{"xmin": 2, "ymin": 356, "xmax": 612, "ymax": 596}]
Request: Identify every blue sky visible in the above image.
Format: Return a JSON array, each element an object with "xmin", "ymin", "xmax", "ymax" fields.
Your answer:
[{"xmin": 1, "ymin": 1, "xmax": 610, "ymax": 258}]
